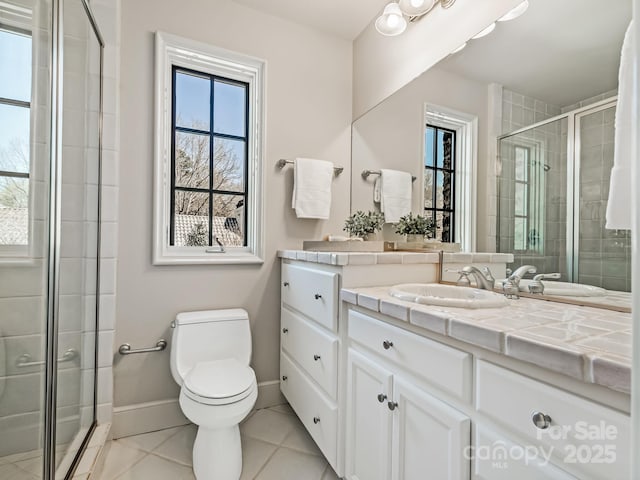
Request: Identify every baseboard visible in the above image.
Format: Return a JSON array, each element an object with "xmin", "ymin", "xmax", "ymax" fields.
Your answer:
[
  {"xmin": 112, "ymin": 399, "xmax": 189, "ymax": 439},
  {"xmin": 112, "ymin": 381, "xmax": 286, "ymax": 438}
]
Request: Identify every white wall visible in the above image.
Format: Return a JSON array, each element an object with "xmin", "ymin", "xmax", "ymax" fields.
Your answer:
[
  {"xmin": 115, "ymin": 0, "xmax": 352, "ymax": 422},
  {"xmin": 352, "ymin": 0, "xmax": 521, "ymax": 119},
  {"xmin": 351, "ymin": 66, "xmax": 491, "ymax": 249}
]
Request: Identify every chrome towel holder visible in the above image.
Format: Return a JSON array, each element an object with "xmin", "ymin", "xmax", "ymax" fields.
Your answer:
[
  {"xmin": 119, "ymin": 339, "xmax": 167, "ymax": 355},
  {"xmin": 361, "ymin": 169, "xmax": 417, "ymax": 182},
  {"xmin": 276, "ymin": 159, "xmax": 344, "ymax": 176}
]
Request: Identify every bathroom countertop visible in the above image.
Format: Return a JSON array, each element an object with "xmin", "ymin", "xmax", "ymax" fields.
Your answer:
[
  {"xmin": 278, "ymin": 249, "xmax": 513, "ymax": 266},
  {"xmin": 341, "ymin": 286, "xmax": 632, "ymax": 394}
]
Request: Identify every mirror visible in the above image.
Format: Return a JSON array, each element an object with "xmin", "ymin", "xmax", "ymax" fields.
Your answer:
[{"xmin": 350, "ymin": 0, "xmax": 632, "ymax": 311}]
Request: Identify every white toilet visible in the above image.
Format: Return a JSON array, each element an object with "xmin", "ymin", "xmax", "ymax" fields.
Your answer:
[{"xmin": 170, "ymin": 309, "xmax": 257, "ymax": 480}]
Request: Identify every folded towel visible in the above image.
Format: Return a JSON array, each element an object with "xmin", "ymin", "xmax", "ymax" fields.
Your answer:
[
  {"xmin": 292, "ymin": 158, "xmax": 334, "ymax": 219},
  {"xmin": 380, "ymin": 169, "xmax": 412, "ymax": 223},
  {"xmin": 606, "ymin": 21, "xmax": 633, "ymax": 230}
]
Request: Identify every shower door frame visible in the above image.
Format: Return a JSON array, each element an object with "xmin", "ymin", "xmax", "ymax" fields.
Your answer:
[
  {"xmin": 497, "ymin": 96, "xmax": 617, "ymax": 282},
  {"xmin": 44, "ymin": 0, "xmax": 104, "ymax": 478}
]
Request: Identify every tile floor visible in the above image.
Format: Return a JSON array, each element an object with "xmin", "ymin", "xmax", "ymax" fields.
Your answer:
[{"xmin": 98, "ymin": 405, "xmax": 340, "ymax": 480}]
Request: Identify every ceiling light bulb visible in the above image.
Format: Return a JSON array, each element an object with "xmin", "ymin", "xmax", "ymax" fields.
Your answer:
[
  {"xmin": 498, "ymin": 0, "xmax": 529, "ymax": 22},
  {"xmin": 472, "ymin": 22, "xmax": 496, "ymax": 39},
  {"xmin": 375, "ymin": 3, "xmax": 408, "ymax": 36},
  {"xmin": 399, "ymin": 0, "xmax": 435, "ymax": 16},
  {"xmin": 451, "ymin": 42, "xmax": 466, "ymax": 54}
]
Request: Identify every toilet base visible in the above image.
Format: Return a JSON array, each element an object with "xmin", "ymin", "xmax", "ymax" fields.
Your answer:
[{"xmin": 193, "ymin": 424, "xmax": 242, "ymax": 480}]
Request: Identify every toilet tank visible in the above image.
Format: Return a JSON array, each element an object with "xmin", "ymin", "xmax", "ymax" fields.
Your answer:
[{"xmin": 170, "ymin": 309, "xmax": 252, "ymax": 385}]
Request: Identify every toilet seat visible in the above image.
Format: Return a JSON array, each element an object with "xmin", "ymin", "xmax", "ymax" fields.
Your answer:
[{"xmin": 183, "ymin": 358, "xmax": 257, "ymax": 406}]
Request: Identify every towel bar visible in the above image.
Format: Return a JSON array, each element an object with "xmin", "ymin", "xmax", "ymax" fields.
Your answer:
[
  {"xmin": 362, "ymin": 169, "xmax": 417, "ymax": 182},
  {"xmin": 277, "ymin": 159, "xmax": 344, "ymax": 176},
  {"xmin": 119, "ymin": 339, "xmax": 167, "ymax": 355}
]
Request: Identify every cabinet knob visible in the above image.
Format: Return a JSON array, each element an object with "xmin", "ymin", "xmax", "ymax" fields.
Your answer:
[
  {"xmin": 282, "ymin": 328, "xmax": 288, "ymax": 334},
  {"xmin": 382, "ymin": 340, "xmax": 394, "ymax": 350},
  {"xmin": 377, "ymin": 393, "xmax": 387, "ymax": 403},
  {"xmin": 387, "ymin": 401, "xmax": 398, "ymax": 411},
  {"xmin": 313, "ymin": 416, "xmax": 321, "ymax": 424},
  {"xmin": 313, "ymin": 354, "xmax": 321, "ymax": 361},
  {"xmin": 282, "ymin": 375, "xmax": 288, "ymax": 381},
  {"xmin": 314, "ymin": 294, "xmax": 322, "ymax": 300},
  {"xmin": 531, "ymin": 411, "xmax": 552, "ymax": 430},
  {"xmin": 283, "ymin": 282, "xmax": 289, "ymax": 287}
]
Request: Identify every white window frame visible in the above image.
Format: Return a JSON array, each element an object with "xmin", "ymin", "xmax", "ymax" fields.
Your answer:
[
  {"xmin": 424, "ymin": 104, "xmax": 477, "ymax": 251},
  {"xmin": 153, "ymin": 32, "xmax": 265, "ymax": 265}
]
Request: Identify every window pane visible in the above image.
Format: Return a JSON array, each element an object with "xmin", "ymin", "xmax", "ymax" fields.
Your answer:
[
  {"xmin": 214, "ymin": 137, "xmax": 245, "ymax": 192},
  {"xmin": 213, "ymin": 194, "xmax": 245, "ymax": 246},
  {"xmin": 0, "ymin": 29, "xmax": 32, "ymax": 102},
  {"xmin": 515, "ymin": 147, "xmax": 527, "ymax": 181},
  {"xmin": 214, "ymin": 80, "xmax": 246, "ymax": 137},
  {"xmin": 442, "ymin": 170, "xmax": 453, "ymax": 211},
  {"xmin": 0, "ymin": 176, "xmax": 29, "ymax": 245},
  {"xmin": 425, "ymin": 127, "xmax": 435, "ymax": 167},
  {"xmin": 435, "ymin": 211, "xmax": 444, "ymax": 241},
  {"xmin": 175, "ymin": 71, "xmax": 210, "ymax": 131},
  {"xmin": 514, "ymin": 217, "xmax": 527, "ymax": 251},
  {"xmin": 424, "ymin": 169, "xmax": 433, "ymax": 208},
  {"xmin": 175, "ymin": 132, "xmax": 210, "ymax": 189},
  {"xmin": 444, "ymin": 131, "xmax": 454, "ymax": 170},
  {"xmin": 0, "ymin": 104, "xmax": 30, "ymax": 173},
  {"xmin": 515, "ymin": 183, "xmax": 527, "ymax": 216},
  {"xmin": 174, "ymin": 190, "xmax": 210, "ymax": 246},
  {"xmin": 436, "ymin": 129, "xmax": 444, "ymax": 168},
  {"xmin": 441, "ymin": 210, "xmax": 452, "ymax": 242},
  {"xmin": 435, "ymin": 171, "xmax": 444, "ymax": 210}
]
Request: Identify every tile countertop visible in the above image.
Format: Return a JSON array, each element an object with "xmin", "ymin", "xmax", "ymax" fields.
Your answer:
[
  {"xmin": 278, "ymin": 250, "xmax": 513, "ymax": 266},
  {"xmin": 341, "ymin": 286, "xmax": 632, "ymax": 394}
]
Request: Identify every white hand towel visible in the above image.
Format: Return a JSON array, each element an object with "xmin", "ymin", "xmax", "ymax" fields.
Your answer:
[
  {"xmin": 606, "ymin": 21, "xmax": 633, "ymax": 230},
  {"xmin": 292, "ymin": 158, "xmax": 334, "ymax": 219},
  {"xmin": 380, "ymin": 168, "xmax": 412, "ymax": 223}
]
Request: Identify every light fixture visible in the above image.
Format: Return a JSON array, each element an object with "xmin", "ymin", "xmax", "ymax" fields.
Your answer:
[
  {"xmin": 471, "ymin": 22, "xmax": 495, "ymax": 39},
  {"xmin": 398, "ymin": 0, "xmax": 436, "ymax": 17},
  {"xmin": 375, "ymin": 0, "xmax": 456, "ymax": 37},
  {"xmin": 450, "ymin": 42, "xmax": 466, "ymax": 54},
  {"xmin": 375, "ymin": 2, "xmax": 408, "ymax": 36},
  {"xmin": 498, "ymin": 0, "xmax": 529, "ymax": 22}
]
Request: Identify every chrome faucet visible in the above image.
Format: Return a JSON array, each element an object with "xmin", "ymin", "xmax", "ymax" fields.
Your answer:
[
  {"xmin": 528, "ymin": 272, "xmax": 561, "ymax": 294},
  {"xmin": 459, "ymin": 266, "xmax": 496, "ymax": 290},
  {"xmin": 501, "ymin": 265, "xmax": 537, "ymax": 299}
]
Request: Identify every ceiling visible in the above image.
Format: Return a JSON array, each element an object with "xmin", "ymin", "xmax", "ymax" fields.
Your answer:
[
  {"xmin": 439, "ymin": 0, "xmax": 632, "ymax": 107},
  {"xmin": 231, "ymin": 0, "xmax": 389, "ymax": 40}
]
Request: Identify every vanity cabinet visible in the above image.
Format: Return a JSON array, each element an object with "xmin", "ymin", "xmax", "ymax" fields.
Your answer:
[
  {"xmin": 280, "ymin": 262, "xmax": 340, "ymax": 471},
  {"xmin": 345, "ymin": 312, "xmax": 471, "ymax": 480}
]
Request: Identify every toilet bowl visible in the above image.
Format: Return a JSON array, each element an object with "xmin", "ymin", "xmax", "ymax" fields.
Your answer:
[{"xmin": 170, "ymin": 309, "xmax": 257, "ymax": 480}]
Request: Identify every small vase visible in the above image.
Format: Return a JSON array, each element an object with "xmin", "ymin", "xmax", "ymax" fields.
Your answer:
[{"xmin": 364, "ymin": 232, "xmax": 380, "ymax": 241}]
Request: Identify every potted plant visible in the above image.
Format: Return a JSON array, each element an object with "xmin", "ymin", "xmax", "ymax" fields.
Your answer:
[
  {"xmin": 394, "ymin": 213, "xmax": 436, "ymax": 242},
  {"xmin": 343, "ymin": 211, "xmax": 385, "ymax": 240}
]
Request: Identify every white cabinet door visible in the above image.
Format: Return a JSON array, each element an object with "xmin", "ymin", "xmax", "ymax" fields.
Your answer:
[
  {"xmin": 391, "ymin": 377, "xmax": 471, "ymax": 480},
  {"xmin": 346, "ymin": 350, "xmax": 394, "ymax": 480}
]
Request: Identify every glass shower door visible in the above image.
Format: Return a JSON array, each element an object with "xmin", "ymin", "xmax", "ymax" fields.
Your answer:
[
  {"xmin": 576, "ymin": 104, "xmax": 631, "ymax": 291},
  {"xmin": 54, "ymin": 0, "xmax": 101, "ymax": 473}
]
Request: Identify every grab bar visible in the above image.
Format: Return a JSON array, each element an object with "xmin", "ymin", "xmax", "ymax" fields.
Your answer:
[
  {"xmin": 362, "ymin": 169, "xmax": 417, "ymax": 181},
  {"xmin": 119, "ymin": 339, "xmax": 167, "ymax": 355},
  {"xmin": 16, "ymin": 348, "xmax": 78, "ymax": 368}
]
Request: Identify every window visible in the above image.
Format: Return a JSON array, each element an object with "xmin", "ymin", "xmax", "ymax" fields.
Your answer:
[
  {"xmin": 425, "ymin": 125, "xmax": 456, "ymax": 242},
  {"xmin": 0, "ymin": 26, "xmax": 32, "ymax": 256},
  {"xmin": 154, "ymin": 32, "xmax": 265, "ymax": 265}
]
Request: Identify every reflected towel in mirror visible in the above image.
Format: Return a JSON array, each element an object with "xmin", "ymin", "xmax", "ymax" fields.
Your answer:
[
  {"xmin": 380, "ymin": 168, "xmax": 412, "ymax": 223},
  {"xmin": 292, "ymin": 158, "xmax": 334, "ymax": 219}
]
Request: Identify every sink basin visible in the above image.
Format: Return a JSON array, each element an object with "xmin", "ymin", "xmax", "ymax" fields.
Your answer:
[
  {"xmin": 496, "ymin": 280, "xmax": 607, "ymax": 297},
  {"xmin": 389, "ymin": 283, "xmax": 509, "ymax": 309}
]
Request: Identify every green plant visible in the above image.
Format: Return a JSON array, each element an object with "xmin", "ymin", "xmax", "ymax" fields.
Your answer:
[
  {"xmin": 394, "ymin": 213, "xmax": 436, "ymax": 238},
  {"xmin": 343, "ymin": 211, "xmax": 385, "ymax": 238}
]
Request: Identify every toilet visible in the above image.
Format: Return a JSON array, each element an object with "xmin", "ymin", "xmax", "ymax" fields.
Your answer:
[{"xmin": 170, "ymin": 309, "xmax": 257, "ymax": 480}]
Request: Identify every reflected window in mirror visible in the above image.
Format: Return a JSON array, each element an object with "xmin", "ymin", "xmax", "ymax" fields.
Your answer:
[
  {"xmin": 425, "ymin": 125, "xmax": 456, "ymax": 242},
  {"xmin": 0, "ymin": 26, "xmax": 32, "ymax": 257}
]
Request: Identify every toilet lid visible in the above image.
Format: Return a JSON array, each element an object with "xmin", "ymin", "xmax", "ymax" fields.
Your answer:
[{"xmin": 183, "ymin": 358, "xmax": 256, "ymax": 402}]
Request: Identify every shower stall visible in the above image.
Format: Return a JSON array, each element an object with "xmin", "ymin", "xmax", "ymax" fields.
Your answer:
[
  {"xmin": 0, "ymin": 0, "xmax": 103, "ymax": 478},
  {"xmin": 497, "ymin": 97, "xmax": 631, "ymax": 292}
]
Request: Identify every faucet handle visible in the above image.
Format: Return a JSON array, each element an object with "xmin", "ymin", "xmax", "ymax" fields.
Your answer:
[
  {"xmin": 501, "ymin": 279, "xmax": 520, "ymax": 299},
  {"xmin": 532, "ymin": 273, "xmax": 561, "ymax": 282},
  {"xmin": 481, "ymin": 266, "xmax": 495, "ymax": 283},
  {"xmin": 445, "ymin": 269, "xmax": 471, "ymax": 287}
]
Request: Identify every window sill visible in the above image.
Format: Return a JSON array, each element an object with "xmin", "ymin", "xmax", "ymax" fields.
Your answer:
[{"xmin": 152, "ymin": 250, "xmax": 264, "ymax": 266}]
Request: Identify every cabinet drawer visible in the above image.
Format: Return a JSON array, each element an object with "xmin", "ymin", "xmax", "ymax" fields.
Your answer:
[
  {"xmin": 473, "ymin": 425, "xmax": 577, "ymax": 480},
  {"xmin": 281, "ymin": 263, "xmax": 338, "ymax": 332},
  {"xmin": 476, "ymin": 360, "xmax": 630, "ymax": 479},
  {"xmin": 280, "ymin": 351, "xmax": 338, "ymax": 469},
  {"xmin": 348, "ymin": 310, "xmax": 472, "ymax": 402},
  {"xmin": 281, "ymin": 307, "xmax": 339, "ymax": 399}
]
